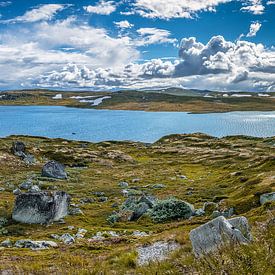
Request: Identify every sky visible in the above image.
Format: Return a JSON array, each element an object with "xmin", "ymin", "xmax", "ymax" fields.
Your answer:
[{"xmin": 0, "ymin": 0, "xmax": 274, "ymax": 92}]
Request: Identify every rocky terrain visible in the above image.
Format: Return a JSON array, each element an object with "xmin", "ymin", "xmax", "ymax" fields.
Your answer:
[{"xmin": 0, "ymin": 134, "xmax": 274, "ymax": 274}]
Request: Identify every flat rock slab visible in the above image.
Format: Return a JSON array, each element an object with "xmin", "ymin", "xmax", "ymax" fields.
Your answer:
[
  {"xmin": 12, "ymin": 191, "xmax": 70, "ymax": 224},
  {"xmin": 137, "ymin": 241, "xmax": 180, "ymax": 265},
  {"xmin": 189, "ymin": 216, "xmax": 251, "ymax": 257}
]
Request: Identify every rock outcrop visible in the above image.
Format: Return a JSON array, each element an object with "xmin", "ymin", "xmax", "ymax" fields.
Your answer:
[
  {"xmin": 189, "ymin": 216, "xmax": 252, "ymax": 257},
  {"xmin": 11, "ymin": 141, "xmax": 36, "ymax": 164},
  {"xmin": 42, "ymin": 160, "xmax": 68, "ymax": 179},
  {"xmin": 12, "ymin": 191, "xmax": 70, "ymax": 224},
  {"xmin": 260, "ymin": 192, "xmax": 275, "ymax": 205}
]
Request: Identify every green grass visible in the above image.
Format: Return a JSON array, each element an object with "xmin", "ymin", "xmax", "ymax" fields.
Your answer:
[{"xmin": 0, "ymin": 133, "xmax": 274, "ymax": 273}]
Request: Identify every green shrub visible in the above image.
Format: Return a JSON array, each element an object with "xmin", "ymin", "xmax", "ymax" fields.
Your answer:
[{"xmin": 150, "ymin": 197, "xmax": 194, "ymax": 223}]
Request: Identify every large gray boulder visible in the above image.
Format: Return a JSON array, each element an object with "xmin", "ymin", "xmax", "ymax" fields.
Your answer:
[
  {"xmin": 12, "ymin": 191, "xmax": 70, "ymax": 224},
  {"xmin": 189, "ymin": 216, "xmax": 251, "ymax": 257},
  {"xmin": 42, "ymin": 160, "xmax": 67, "ymax": 179},
  {"xmin": 260, "ymin": 192, "xmax": 275, "ymax": 205}
]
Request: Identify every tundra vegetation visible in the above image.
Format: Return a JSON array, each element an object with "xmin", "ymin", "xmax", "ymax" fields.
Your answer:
[
  {"xmin": 0, "ymin": 133, "xmax": 274, "ymax": 274},
  {"xmin": 0, "ymin": 89, "xmax": 275, "ymax": 113}
]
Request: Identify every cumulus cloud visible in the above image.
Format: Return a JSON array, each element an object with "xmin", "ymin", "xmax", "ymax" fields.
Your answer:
[
  {"xmin": 241, "ymin": 0, "xmax": 265, "ymax": 15},
  {"xmin": 114, "ymin": 20, "xmax": 133, "ymax": 29},
  {"xmin": 136, "ymin": 28, "xmax": 177, "ymax": 46},
  {"xmin": 2, "ymin": 4, "xmax": 66, "ymax": 23},
  {"xmin": 84, "ymin": 1, "xmax": 116, "ymax": 15},
  {"xmin": 35, "ymin": 36, "xmax": 275, "ymax": 92},
  {"xmin": 125, "ymin": 0, "xmax": 232, "ymax": 19},
  {"xmin": 246, "ymin": 22, "xmax": 262, "ymax": 37},
  {"xmin": 267, "ymin": 0, "xmax": 275, "ymax": 4}
]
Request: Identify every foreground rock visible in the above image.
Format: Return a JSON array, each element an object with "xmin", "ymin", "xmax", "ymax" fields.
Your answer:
[
  {"xmin": 189, "ymin": 216, "xmax": 252, "ymax": 257},
  {"xmin": 12, "ymin": 191, "xmax": 70, "ymax": 224},
  {"xmin": 14, "ymin": 239, "xmax": 58, "ymax": 250},
  {"xmin": 137, "ymin": 241, "xmax": 180, "ymax": 265},
  {"xmin": 42, "ymin": 160, "xmax": 68, "ymax": 179}
]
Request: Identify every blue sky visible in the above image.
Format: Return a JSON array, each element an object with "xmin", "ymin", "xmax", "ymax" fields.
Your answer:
[{"xmin": 0, "ymin": 0, "xmax": 274, "ymax": 92}]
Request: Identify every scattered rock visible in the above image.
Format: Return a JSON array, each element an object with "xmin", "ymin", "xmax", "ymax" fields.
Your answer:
[
  {"xmin": 152, "ymin": 184, "xmax": 166, "ymax": 189},
  {"xmin": 189, "ymin": 216, "xmax": 251, "ymax": 257},
  {"xmin": 60, "ymin": 233, "xmax": 75, "ymax": 244},
  {"xmin": 0, "ymin": 187, "xmax": 5, "ymax": 192},
  {"xmin": 42, "ymin": 160, "xmax": 67, "ymax": 179},
  {"xmin": 13, "ymin": 188, "xmax": 21, "ymax": 195},
  {"xmin": 79, "ymin": 197, "xmax": 94, "ymax": 204},
  {"xmin": 98, "ymin": 197, "xmax": 108, "ymax": 202},
  {"xmin": 194, "ymin": 208, "xmax": 205, "ymax": 216},
  {"xmin": 137, "ymin": 241, "xmax": 180, "ymax": 265},
  {"xmin": 69, "ymin": 207, "xmax": 83, "ymax": 216},
  {"xmin": 11, "ymin": 141, "xmax": 36, "ymax": 164},
  {"xmin": 132, "ymin": 178, "xmax": 141, "ymax": 183},
  {"xmin": 118, "ymin": 181, "xmax": 129, "ymax": 188},
  {"xmin": 228, "ymin": 216, "xmax": 253, "ymax": 241},
  {"xmin": 14, "ymin": 239, "xmax": 58, "ymax": 250},
  {"xmin": 11, "ymin": 141, "xmax": 26, "ymax": 157},
  {"xmin": 132, "ymin": 231, "xmax": 149, "ymax": 237},
  {"xmin": 75, "ymin": 228, "xmax": 87, "ymax": 239},
  {"xmin": 0, "ymin": 239, "xmax": 12, "ymax": 248},
  {"xmin": 12, "ymin": 191, "xmax": 70, "ymax": 224},
  {"xmin": 19, "ymin": 180, "xmax": 33, "ymax": 190},
  {"xmin": 212, "ymin": 207, "xmax": 234, "ymax": 219},
  {"xmin": 260, "ymin": 192, "xmax": 275, "ymax": 205},
  {"xmin": 29, "ymin": 185, "xmax": 40, "ymax": 193}
]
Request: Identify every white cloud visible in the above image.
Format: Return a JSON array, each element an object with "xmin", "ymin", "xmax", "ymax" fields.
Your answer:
[
  {"xmin": 35, "ymin": 36, "xmax": 275, "ymax": 92},
  {"xmin": 246, "ymin": 22, "xmax": 261, "ymax": 37},
  {"xmin": 267, "ymin": 0, "xmax": 275, "ymax": 4},
  {"xmin": 84, "ymin": 1, "xmax": 116, "ymax": 15},
  {"xmin": 3, "ymin": 4, "xmax": 66, "ymax": 23},
  {"xmin": 127, "ymin": 0, "xmax": 232, "ymax": 19},
  {"xmin": 114, "ymin": 20, "xmax": 133, "ymax": 29},
  {"xmin": 241, "ymin": 0, "xmax": 265, "ymax": 15},
  {"xmin": 136, "ymin": 28, "xmax": 177, "ymax": 46}
]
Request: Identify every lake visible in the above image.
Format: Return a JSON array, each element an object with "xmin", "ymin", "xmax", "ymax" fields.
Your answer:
[{"xmin": 0, "ymin": 106, "xmax": 274, "ymax": 142}]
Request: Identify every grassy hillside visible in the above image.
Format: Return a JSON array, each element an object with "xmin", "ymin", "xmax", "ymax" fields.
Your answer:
[
  {"xmin": 0, "ymin": 134, "xmax": 274, "ymax": 273},
  {"xmin": 0, "ymin": 89, "xmax": 275, "ymax": 113}
]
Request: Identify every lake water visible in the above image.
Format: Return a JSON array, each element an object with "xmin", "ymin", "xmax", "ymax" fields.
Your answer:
[{"xmin": 0, "ymin": 106, "xmax": 274, "ymax": 142}]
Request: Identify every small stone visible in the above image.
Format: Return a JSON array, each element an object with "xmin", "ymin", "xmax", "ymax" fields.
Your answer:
[
  {"xmin": 0, "ymin": 239, "xmax": 12, "ymax": 248},
  {"xmin": 132, "ymin": 178, "xmax": 141, "ymax": 183},
  {"xmin": 260, "ymin": 192, "xmax": 275, "ymax": 205},
  {"xmin": 60, "ymin": 233, "xmax": 75, "ymax": 244},
  {"xmin": 68, "ymin": 226, "xmax": 75, "ymax": 230},
  {"xmin": 179, "ymin": 175, "xmax": 187, "ymax": 179},
  {"xmin": 118, "ymin": 182, "xmax": 129, "ymax": 188},
  {"xmin": 152, "ymin": 184, "xmax": 166, "ymax": 189},
  {"xmin": 13, "ymin": 188, "xmax": 21, "ymax": 195},
  {"xmin": 19, "ymin": 180, "xmax": 33, "ymax": 190},
  {"xmin": 0, "ymin": 187, "xmax": 5, "ymax": 192},
  {"xmin": 75, "ymin": 228, "xmax": 87, "ymax": 239},
  {"xmin": 69, "ymin": 207, "xmax": 83, "ymax": 215},
  {"xmin": 29, "ymin": 185, "xmax": 40, "ymax": 193},
  {"xmin": 98, "ymin": 197, "xmax": 108, "ymax": 202},
  {"xmin": 194, "ymin": 208, "xmax": 205, "ymax": 216},
  {"xmin": 50, "ymin": 234, "xmax": 60, "ymax": 240},
  {"xmin": 132, "ymin": 231, "xmax": 149, "ymax": 237}
]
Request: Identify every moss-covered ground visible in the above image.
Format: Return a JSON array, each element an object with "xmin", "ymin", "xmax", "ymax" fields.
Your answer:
[{"xmin": 0, "ymin": 133, "xmax": 274, "ymax": 274}]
